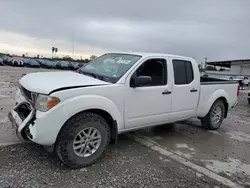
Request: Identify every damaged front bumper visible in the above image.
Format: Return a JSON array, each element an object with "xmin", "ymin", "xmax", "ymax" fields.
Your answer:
[
  {"xmin": 8, "ymin": 88, "xmax": 36, "ymax": 141},
  {"xmin": 8, "ymin": 87, "xmax": 65, "ymax": 146}
]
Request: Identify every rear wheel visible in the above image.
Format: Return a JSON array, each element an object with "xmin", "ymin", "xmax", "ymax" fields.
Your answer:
[
  {"xmin": 56, "ymin": 112, "xmax": 111, "ymax": 168},
  {"xmin": 201, "ymin": 100, "xmax": 225, "ymax": 130}
]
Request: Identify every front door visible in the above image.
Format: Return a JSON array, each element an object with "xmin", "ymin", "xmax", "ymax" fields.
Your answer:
[{"xmin": 124, "ymin": 58, "xmax": 172, "ymax": 129}]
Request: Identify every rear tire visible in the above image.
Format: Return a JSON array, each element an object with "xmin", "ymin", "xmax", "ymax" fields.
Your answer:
[
  {"xmin": 56, "ymin": 112, "xmax": 111, "ymax": 168},
  {"xmin": 248, "ymin": 99, "xmax": 250, "ymax": 106},
  {"xmin": 201, "ymin": 100, "xmax": 225, "ymax": 130}
]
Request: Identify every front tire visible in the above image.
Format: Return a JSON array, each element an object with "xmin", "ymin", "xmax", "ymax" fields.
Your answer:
[
  {"xmin": 201, "ymin": 100, "xmax": 225, "ymax": 130},
  {"xmin": 56, "ymin": 112, "xmax": 110, "ymax": 168}
]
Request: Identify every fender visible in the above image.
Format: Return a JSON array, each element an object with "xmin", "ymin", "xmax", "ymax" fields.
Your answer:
[
  {"xmin": 26, "ymin": 95, "xmax": 123, "ymax": 146},
  {"xmin": 203, "ymin": 89, "xmax": 229, "ymax": 116},
  {"xmin": 60, "ymin": 95, "xmax": 123, "ymax": 131}
]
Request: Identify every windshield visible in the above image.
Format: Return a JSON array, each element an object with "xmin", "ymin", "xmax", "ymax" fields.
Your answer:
[{"xmin": 78, "ymin": 53, "xmax": 141, "ymax": 83}]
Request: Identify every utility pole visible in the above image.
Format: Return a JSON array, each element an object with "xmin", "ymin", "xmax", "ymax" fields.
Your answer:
[
  {"xmin": 72, "ymin": 32, "xmax": 75, "ymax": 59},
  {"xmin": 204, "ymin": 57, "xmax": 208, "ymax": 69}
]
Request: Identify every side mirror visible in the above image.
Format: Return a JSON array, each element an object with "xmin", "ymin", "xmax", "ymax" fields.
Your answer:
[{"xmin": 130, "ymin": 76, "xmax": 152, "ymax": 87}]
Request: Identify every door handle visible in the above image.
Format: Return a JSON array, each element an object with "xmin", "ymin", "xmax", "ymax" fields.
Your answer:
[
  {"xmin": 190, "ymin": 88, "xmax": 198, "ymax": 92},
  {"xmin": 162, "ymin": 90, "xmax": 171, "ymax": 95}
]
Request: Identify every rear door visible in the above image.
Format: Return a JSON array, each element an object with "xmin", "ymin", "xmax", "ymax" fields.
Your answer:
[{"xmin": 170, "ymin": 59, "xmax": 199, "ymax": 121}]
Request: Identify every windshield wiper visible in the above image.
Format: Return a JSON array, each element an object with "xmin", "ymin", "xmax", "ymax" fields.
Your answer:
[
  {"xmin": 81, "ymin": 71, "xmax": 97, "ymax": 79},
  {"xmin": 79, "ymin": 70, "xmax": 113, "ymax": 83}
]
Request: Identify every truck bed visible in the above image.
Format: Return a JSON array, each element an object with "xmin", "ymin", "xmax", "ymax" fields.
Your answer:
[
  {"xmin": 195, "ymin": 76, "xmax": 239, "ymax": 118},
  {"xmin": 200, "ymin": 76, "xmax": 238, "ymax": 85}
]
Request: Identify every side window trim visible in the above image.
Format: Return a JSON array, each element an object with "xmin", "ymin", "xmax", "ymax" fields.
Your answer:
[
  {"xmin": 184, "ymin": 60, "xmax": 194, "ymax": 84},
  {"xmin": 130, "ymin": 58, "xmax": 168, "ymax": 87}
]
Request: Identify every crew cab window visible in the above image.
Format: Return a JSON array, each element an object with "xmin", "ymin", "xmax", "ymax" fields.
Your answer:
[
  {"xmin": 172, "ymin": 60, "xmax": 194, "ymax": 85},
  {"xmin": 132, "ymin": 58, "xmax": 167, "ymax": 86}
]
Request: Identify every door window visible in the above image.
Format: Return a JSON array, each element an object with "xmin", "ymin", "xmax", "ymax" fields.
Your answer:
[
  {"xmin": 172, "ymin": 60, "xmax": 194, "ymax": 85},
  {"xmin": 131, "ymin": 59, "xmax": 167, "ymax": 86}
]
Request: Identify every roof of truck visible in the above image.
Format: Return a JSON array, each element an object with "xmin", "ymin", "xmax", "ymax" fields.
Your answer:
[{"xmin": 111, "ymin": 51, "xmax": 194, "ymax": 60}]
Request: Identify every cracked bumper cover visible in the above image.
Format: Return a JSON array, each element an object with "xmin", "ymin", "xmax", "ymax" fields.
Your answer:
[{"xmin": 8, "ymin": 89, "xmax": 66, "ymax": 146}]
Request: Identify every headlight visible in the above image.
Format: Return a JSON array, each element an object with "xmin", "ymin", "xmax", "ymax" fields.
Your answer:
[{"xmin": 35, "ymin": 94, "xmax": 60, "ymax": 112}]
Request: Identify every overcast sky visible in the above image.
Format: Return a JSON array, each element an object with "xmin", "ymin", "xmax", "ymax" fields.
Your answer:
[{"xmin": 0, "ymin": 0, "xmax": 249, "ymax": 62}]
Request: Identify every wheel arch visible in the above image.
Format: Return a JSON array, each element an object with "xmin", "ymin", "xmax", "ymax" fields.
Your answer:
[
  {"xmin": 55, "ymin": 108, "xmax": 118, "ymax": 147},
  {"xmin": 202, "ymin": 89, "xmax": 229, "ymax": 118},
  {"xmin": 217, "ymin": 97, "xmax": 229, "ymax": 118},
  {"xmin": 204, "ymin": 97, "xmax": 228, "ymax": 118}
]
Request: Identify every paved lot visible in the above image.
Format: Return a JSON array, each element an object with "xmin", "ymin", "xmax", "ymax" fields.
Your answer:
[{"xmin": 0, "ymin": 66, "xmax": 250, "ymax": 188}]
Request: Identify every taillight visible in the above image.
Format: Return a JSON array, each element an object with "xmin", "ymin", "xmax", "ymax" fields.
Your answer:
[{"xmin": 237, "ymin": 84, "xmax": 240, "ymax": 96}]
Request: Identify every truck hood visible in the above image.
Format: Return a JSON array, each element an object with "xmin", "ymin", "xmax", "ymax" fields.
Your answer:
[{"xmin": 19, "ymin": 71, "xmax": 110, "ymax": 94}]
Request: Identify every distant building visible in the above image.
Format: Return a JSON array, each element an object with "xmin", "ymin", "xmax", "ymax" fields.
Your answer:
[{"xmin": 205, "ymin": 59, "xmax": 250, "ymax": 78}]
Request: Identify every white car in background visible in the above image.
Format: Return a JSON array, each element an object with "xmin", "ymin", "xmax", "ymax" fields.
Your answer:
[{"xmin": 12, "ymin": 58, "xmax": 24, "ymax": 67}]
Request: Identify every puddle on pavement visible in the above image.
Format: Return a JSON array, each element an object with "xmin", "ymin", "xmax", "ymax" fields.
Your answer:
[
  {"xmin": 174, "ymin": 143, "xmax": 196, "ymax": 159},
  {"xmin": 176, "ymin": 143, "xmax": 195, "ymax": 151},
  {"xmin": 225, "ymin": 131, "xmax": 250, "ymax": 143},
  {"xmin": 203, "ymin": 157, "xmax": 250, "ymax": 178},
  {"xmin": 135, "ymin": 119, "xmax": 250, "ymax": 184}
]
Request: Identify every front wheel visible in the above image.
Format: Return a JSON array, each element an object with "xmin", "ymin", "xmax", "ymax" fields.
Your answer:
[
  {"xmin": 56, "ymin": 112, "xmax": 111, "ymax": 168},
  {"xmin": 201, "ymin": 100, "xmax": 225, "ymax": 130}
]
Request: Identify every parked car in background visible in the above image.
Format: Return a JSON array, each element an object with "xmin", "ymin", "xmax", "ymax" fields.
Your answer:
[
  {"xmin": 78, "ymin": 62, "xmax": 86, "ymax": 68},
  {"xmin": 46, "ymin": 61, "xmax": 57, "ymax": 69},
  {"xmin": 23, "ymin": 59, "xmax": 40, "ymax": 68},
  {"xmin": 8, "ymin": 52, "xmax": 239, "ymax": 168},
  {"xmin": 71, "ymin": 62, "xmax": 78, "ymax": 70},
  {"xmin": 56, "ymin": 61, "xmax": 72, "ymax": 70},
  {"xmin": 12, "ymin": 58, "xmax": 24, "ymax": 67},
  {"xmin": 243, "ymin": 77, "xmax": 249, "ymax": 87},
  {"xmin": 71, "ymin": 62, "xmax": 84, "ymax": 70},
  {"xmin": 38, "ymin": 59, "xmax": 49, "ymax": 68},
  {"xmin": 11, "ymin": 59, "xmax": 19, "ymax": 66},
  {"xmin": 229, "ymin": 76, "xmax": 249, "ymax": 89},
  {"xmin": 3, "ymin": 56, "xmax": 12, "ymax": 65},
  {"xmin": 0, "ymin": 58, "xmax": 4, "ymax": 66},
  {"xmin": 37, "ymin": 59, "xmax": 56, "ymax": 69}
]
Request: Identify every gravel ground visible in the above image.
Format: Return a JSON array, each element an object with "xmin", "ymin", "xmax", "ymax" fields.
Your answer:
[
  {"xmin": 0, "ymin": 66, "xmax": 249, "ymax": 188},
  {"xmin": 0, "ymin": 136, "xmax": 223, "ymax": 188}
]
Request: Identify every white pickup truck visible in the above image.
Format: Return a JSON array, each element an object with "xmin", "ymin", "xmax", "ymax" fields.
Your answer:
[{"xmin": 8, "ymin": 52, "xmax": 239, "ymax": 168}]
